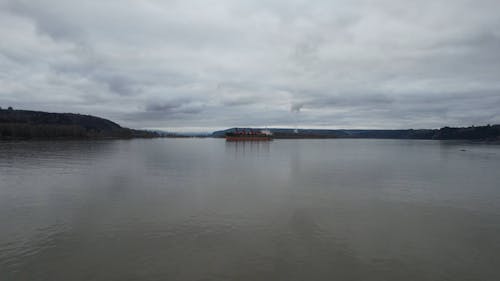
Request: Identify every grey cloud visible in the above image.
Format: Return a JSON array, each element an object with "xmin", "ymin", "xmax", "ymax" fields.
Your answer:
[
  {"xmin": 1, "ymin": 0, "xmax": 500, "ymax": 131},
  {"xmin": 97, "ymin": 74, "xmax": 140, "ymax": 96},
  {"xmin": 290, "ymin": 93, "xmax": 394, "ymax": 112},
  {"xmin": 222, "ymin": 97, "xmax": 257, "ymax": 107},
  {"xmin": 5, "ymin": 0, "xmax": 85, "ymax": 42},
  {"xmin": 137, "ymin": 99, "xmax": 205, "ymax": 120},
  {"xmin": 146, "ymin": 99, "xmax": 190, "ymax": 113},
  {"xmin": 291, "ymin": 102, "xmax": 304, "ymax": 112},
  {"xmin": 314, "ymin": 94, "xmax": 395, "ymax": 108}
]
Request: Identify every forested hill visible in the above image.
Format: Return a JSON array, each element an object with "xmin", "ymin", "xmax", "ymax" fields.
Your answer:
[
  {"xmin": 212, "ymin": 125, "xmax": 500, "ymax": 140},
  {"xmin": 0, "ymin": 108, "xmax": 160, "ymax": 139}
]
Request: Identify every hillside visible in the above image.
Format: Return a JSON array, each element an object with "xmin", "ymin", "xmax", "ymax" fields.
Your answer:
[{"xmin": 0, "ymin": 108, "xmax": 160, "ymax": 139}]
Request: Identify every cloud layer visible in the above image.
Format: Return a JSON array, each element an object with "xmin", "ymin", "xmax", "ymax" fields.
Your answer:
[{"xmin": 1, "ymin": 0, "xmax": 500, "ymax": 131}]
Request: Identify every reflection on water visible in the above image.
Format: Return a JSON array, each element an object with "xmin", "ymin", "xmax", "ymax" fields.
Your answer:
[
  {"xmin": 1, "ymin": 139, "xmax": 500, "ymax": 280},
  {"xmin": 225, "ymin": 140, "xmax": 271, "ymax": 157}
]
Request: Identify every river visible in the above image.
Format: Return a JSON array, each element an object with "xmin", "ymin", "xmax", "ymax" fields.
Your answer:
[{"xmin": 1, "ymin": 139, "xmax": 499, "ymax": 280}]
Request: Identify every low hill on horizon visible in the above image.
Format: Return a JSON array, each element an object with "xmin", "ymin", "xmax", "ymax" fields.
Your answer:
[
  {"xmin": 2, "ymin": 107, "xmax": 498, "ymax": 141},
  {"xmin": 212, "ymin": 125, "xmax": 500, "ymax": 140},
  {"xmin": 0, "ymin": 108, "xmax": 160, "ymax": 139}
]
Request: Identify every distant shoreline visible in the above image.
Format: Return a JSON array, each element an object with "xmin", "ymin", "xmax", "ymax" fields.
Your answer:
[
  {"xmin": 1, "ymin": 108, "xmax": 499, "ymax": 141},
  {"xmin": 211, "ymin": 126, "xmax": 500, "ymax": 141}
]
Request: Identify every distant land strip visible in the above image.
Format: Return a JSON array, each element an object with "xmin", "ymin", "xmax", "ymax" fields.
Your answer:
[
  {"xmin": 212, "ymin": 126, "xmax": 500, "ymax": 141},
  {"xmin": 1, "ymin": 108, "xmax": 499, "ymax": 140}
]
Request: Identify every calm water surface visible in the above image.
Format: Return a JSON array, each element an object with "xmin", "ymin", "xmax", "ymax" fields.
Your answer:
[{"xmin": 1, "ymin": 139, "xmax": 499, "ymax": 280}]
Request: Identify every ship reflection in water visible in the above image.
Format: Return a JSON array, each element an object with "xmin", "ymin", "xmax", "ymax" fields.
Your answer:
[{"xmin": 225, "ymin": 138, "xmax": 271, "ymax": 157}]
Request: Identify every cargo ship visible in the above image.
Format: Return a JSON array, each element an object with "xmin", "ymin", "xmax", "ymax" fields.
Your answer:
[{"xmin": 225, "ymin": 128, "xmax": 273, "ymax": 141}]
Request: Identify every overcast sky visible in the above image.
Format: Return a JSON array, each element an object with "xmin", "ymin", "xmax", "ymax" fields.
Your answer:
[{"xmin": 1, "ymin": 0, "xmax": 499, "ymax": 131}]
